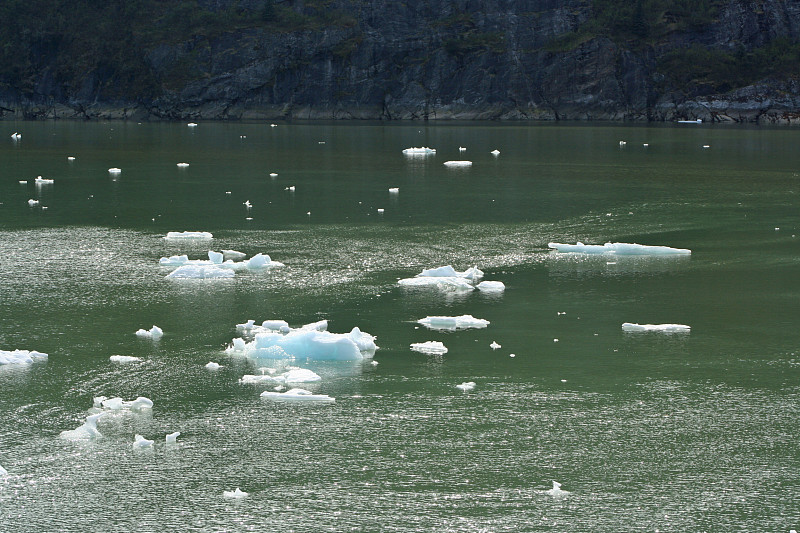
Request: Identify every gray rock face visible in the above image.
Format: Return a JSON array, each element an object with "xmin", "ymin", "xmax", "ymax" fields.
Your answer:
[{"xmin": 2, "ymin": 0, "xmax": 800, "ymax": 122}]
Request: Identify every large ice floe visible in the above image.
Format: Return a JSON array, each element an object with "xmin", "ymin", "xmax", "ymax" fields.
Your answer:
[
  {"xmin": 410, "ymin": 341, "xmax": 448, "ymax": 355},
  {"xmin": 443, "ymin": 160, "xmax": 472, "ymax": 167},
  {"xmin": 398, "ymin": 265, "xmax": 486, "ymax": 292},
  {"xmin": 161, "ymin": 251, "xmax": 284, "ymax": 279},
  {"xmin": 226, "ymin": 319, "xmax": 377, "ymax": 362},
  {"xmin": 240, "ymin": 368, "xmax": 322, "ymax": 385},
  {"xmin": 417, "ymin": 315, "xmax": 490, "ymax": 331},
  {"xmin": 0, "ymin": 349, "xmax": 48, "ymax": 365},
  {"xmin": 548, "ymin": 242, "xmax": 691, "ymax": 255},
  {"xmin": 622, "ymin": 323, "xmax": 691, "ymax": 333},
  {"xmin": 261, "ymin": 388, "xmax": 335, "ymax": 403},
  {"xmin": 163, "ymin": 231, "xmax": 213, "ymax": 240}
]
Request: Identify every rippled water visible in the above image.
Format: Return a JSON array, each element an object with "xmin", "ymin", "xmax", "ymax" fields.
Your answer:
[{"xmin": 1, "ymin": 121, "xmax": 799, "ymax": 531}]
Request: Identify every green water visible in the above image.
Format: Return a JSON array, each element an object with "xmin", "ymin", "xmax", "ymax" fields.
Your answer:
[{"xmin": 1, "ymin": 121, "xmax": 799, "ymax": 531}]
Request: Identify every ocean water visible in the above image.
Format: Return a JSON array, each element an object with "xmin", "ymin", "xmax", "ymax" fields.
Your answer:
[{"xmin": 1, "ymin": 121, "xmax": 798, "ymax": 531}]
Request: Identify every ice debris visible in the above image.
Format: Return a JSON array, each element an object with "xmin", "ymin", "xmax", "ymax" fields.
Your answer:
[
  {"xmin": 223, "ymin": 488, "xmax": 249, "ymax": 498},
  {"xmin": 135, "ymin": 325, "xmax": 163, "ymax": 339},
  {"xmin": 491, "ymin": 149, "xmax": 500, "ymax": 156},
  {"xmin": 476, "ymin": 281, "xmax": 505, "ymax": 292},
  {"xmin": 167, "ymin": 264, "xmax": 235, "ymax": 279},
  {"xmin": 205, "ymin": 362, "xmax": 221, "ymax": 370},
  {"xmin": 456, "ymin": 381, "xmax": 476, "ymax": 391},
  {"xmin": 490, "ymin": 341, "xmax": 501, "ymax": 350},
  {"xmin": 93, "ymin": 396, "xmax": 153, "ymax": 411},
  {"xmin": 109, "ymin": 355, "xmax": 142, "ymax": 363},
  {"xmin": 108, "ymin": 168, "xmax": 121, "ymax": 175},
  {"xmin": 177, "ymin": 162, "xmax": 189, "ymax": 168},
  {"xmin": 398, "ymin": 265, "xmax": 486, "ymax": 292},
  {"xmin": 222, "ymin": 249, "xmax": 246, "ymax": 260},
  {"xmin": 160, "ymin": 252, "xmax": 284, "ymax": 276},
  {"xmin": 418, "ymin": 265, "xmax": 483, "ymax": 280},
  {"xmin": 621, "ymin": 323, "xmax": 691, "ymax": 333},
  {"xmin": 59, "ymin": 413, "xmax": 104, "ymax": 440},
  {"xmin": 0, "ymin": 464, "xmax": 7, "ymax": 476},
  {"xmin": 28, "ymin": 199, "xmax": 40, "ymax": 207},
  {"xmin": 226, "ymin": 320, "xmax": 377, "ymax": 362},
  {"xmin": 0, "ymin": 349, "xmax": 48, "ymax": 365},
  {"xmin": 11, "ymin": 132, "xmax": 21, "ymax": 140},
  {"xmin": 240, "ymin": 368, "xmax": 321, "ymax": 384},
  {"xmin": 133, "ymin": 434, "xmax": 154, "ymax": 449},
  {"xmin": 164, "ymin": 231, "xmax": 213, "ymax": 240},
  {"xmin": 35, "ymin": 176, "xmax": 54, "ymax": 184},
  {"xmin": 418, "ymin": 315, "xmax": 489, "ymax": 331},
  {"xmin": 389, "ymin": 187, "xmax": 399, "ymax": 193},
  {"xmin": 165, "ymin": 431, "xmax": 180, "ymax": 444},
  {"xmin": 187, "ymin": 123, "xmax": 197, "ymax": 127},
  {"xmin": 546, "ymin": 481, "xmax": 569, "ymax": 498},
  {"xmin": 402, "ymin": 147, "xmax": 436, "ymax": 155},
  {"xmin": 261, "ymin": 388, "xmax": 335, "ymax": 403},
  {"xmin": 410, "ymin": 341, "xmax": 448, "ymax": 355},
  {"xmin": 548, "ymin": 242, "xmax": 691, "ymax": 255},
  {"xmin": 443, "ymin": 160, "xmax": 472, "ymax": 167}
]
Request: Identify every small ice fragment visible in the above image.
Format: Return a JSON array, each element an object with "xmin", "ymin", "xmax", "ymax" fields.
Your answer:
[
  {"xmin": 553, "ymin": 338, "xmax": 559, "ymax": 342},
  {"xmin": 109, "ymin": 355, "xmax": 142, "ymax": 363},
  {"xmin": 135, "ymin": 325, "xmax": 163, "ymax": 339},
  {"xmin": 165, "ymin": 431, "xmax": 180, "ymax": 444},
  {"xmin": 28, "ymin": 199, "xmax": 40, "ymax": 207},
  {"xmin": 205, "ymin": 362, "xmax": 221, "ymax": 370},
  {"xmin": 225, "ymin": 191, "xmax": 232, "ymax": 194},
  {"xmin": 68, "ymin": 156, "xmax": 76, "ymax": 160},
  {"xmin": 775, "ymin": 227, "xmax": 780, "ymax": 231},
  {"xmin": 187, "ymin": 123, "xmax": 197, "ymax": 127},
  {"xmin": 11, "ymin": 132, "xmax": 21, "ymax": 140},
  {"xmin": 371, "ymin": 360, "xmax": 379, "ymax": 366},
  {"xmin": 245, "ymin": 253, "xmax": 284, "ymax": 269},
  {"xmin": 490, "ymin": 341, "xmax": 501, "ymax": 350},
  {"xmin": 702, "ymin": 145, "xmax": 710, "ymax": 149},
  {"xmin": 243, "ymin": 200, "xmax": 252, "ymax": 208},
  {"xmin": 418, "ymin": 315, "xmax": 489, "ymax": 331},
  {"xmin": 133, "ymin": 434, "xmax": 154, "ymax": 449},
  {"xmin": 619, "ymin": 140, "xmax": 626, "ymax": 146},
  {"xmin": 164, "ymin": 231, "xmax": 213, "ymax": 240},
  {"xmin": 477, "ymin": 281, "xmax": 505, "ymax": 292},
  {"xmin": 269, "ymin": 173, "xmax": 278, "ymax": 177},
  {"xmin": 621, "ymin": 323, "xmax": 690, "ymax": 333},
  {"xmin": 167, "ymin": 264, "xmax": 235, "ymax": 278},
  {"xmin": 443, "ymin": 160, "xmax": 472, "ymax": 167},
  {"xmin": 548, "ymin": 242, "xmax": 690, "ymax": 255},
  {"xmin": 643, "ymin": 143, "xmax": 649, "ymax": 147},
  {"xmin": 389, "ymin": 187, "xmax": 399, "ymax": 193},
  {"xmin": 223, "ymin": 488, "xmax": 249, "ymax": 498},
  {"xmin": 35, "ymin": 176, "xmax": 54, "ymax": 184},
  {"xmin": 377, "ymin": 208, "xmax": 385, "ymax": 213},
  {"xmin": 509, "ymin": 353, "xmax": 516, "ymax": 358},
  {"xmin": 459, "ymin": 146, "xmax": 466, "ymax": 151},
  {"xmin": 318, "ymin": 141, "xmax": 325, "ymax": 144},
  {"xmin": 59, "ymin": 413, "xmax": 104, "ymax": 440},
  {"xmin": 19, "ymin": 180, "xmax": 27, "ymax": 184},
  {"xmin": 261, "ymin": 388, "xmax": 335, "ymax": 402},
  {"xmin": 491, "ymin": 149, "xmax": 500, "ymax": 155},
  {"xmin": 128, "ymin": 397, "xmax": 154, "ymax": 411},
  {"xmin": 456, "ymin": 381, "xmax": 476, "ymax": 391},
  {"xmin": 270, "ymin": 123, "xmax": 277, "ymax": 127},
  {"xmin": 177, "ymin": 162, "xmax": 189, "ymax": 168},
  {"xmin": 108, "ymin": 168, "xmax": 121, "ymax": 174},
  {"xmin": 402, "ymin": 147, "xmax": 436, "ymax": 155},
  {"xmin": 546, "ymin": 481, "xmax": 569, "ymax": 498},
  {"xmin": 410, "ymin": 341, "xmax": 448, "ymax": 355}
]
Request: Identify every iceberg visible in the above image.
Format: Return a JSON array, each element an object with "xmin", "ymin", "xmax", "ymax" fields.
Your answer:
[
  {"xmin": 548, "ymin": 242, "xmax": 691, "ymax": 255},
  {"xmin": 0, "ymin": 349, "xmax": 47, "ymax": 365},
  {"xmin": 109, "ymin": 355, "xmax": 142, "ymax": 363},
  {"xmin": 477, "ymin": 281, "xmax": 505, "ymax": 292},
  {"xmin": 59, "ymin": 413, "xmax": 104, "ymax": 440},
  {"xmin": 402, "ymin": 147, "xmax": 436, "ymax": 155},
  {"xmin": 443, "ymin": 160, "xmax": 472, "ymax": 167},
  {"xmin": 418, "ymin": 315, "xmax": 490, "ymax": 331},
  {"xmin": 166, "ymin": 264, "xmax": 235, "ymax": 279},
  {"xmin": 166, "ymin": 431, "xmax": 180, "ymax": 443},
  {"xmin": 621, "ymin": 323, "xmax": 691, "ymax": 333},
  {"xmin": 133, "ymin": 434, "xmax": 154, "ymax": 449},
  {"xmin": 164, "ymin": 231, "xmax": 213, "ymax": 240},
  {"xmin": 223, "ymin": 488, "xmax": 249, "ymax": 498},
  {"xmin": 240, "ymin": 368, "xmax": 321, "ymax": 385},
  {"xmin": 389, "ymin": 187, "xmax": 399, "ymax": 193},
  {"xmin": 261, "ymin": 388, "xmax": 335, "ymax": 403},
  {"xmin": 135, "ymin": 325, "xmax": 164, "ymax": 339},
  {"xmin": 410, "ymin": 341, "xmax": 448, "ymax": 355},
  {"xmin": 456, "ymin": 381, "xmax": 476, "ymax": 391}
]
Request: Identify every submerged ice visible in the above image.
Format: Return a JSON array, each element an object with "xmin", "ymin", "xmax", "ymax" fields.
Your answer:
[{"xmin": 548, "ymin": 242, "xmax": 691, "ymax": 255}]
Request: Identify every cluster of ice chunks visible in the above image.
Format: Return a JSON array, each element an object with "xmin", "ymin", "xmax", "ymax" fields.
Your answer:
[
  {"xmin": 397, "ymin": 265, "xmax": 505, "ymax": 293},
  {"xmin": 160, "ymin": 250, "xmax": 284, "ymax": 279},
  {"xmin": 0, "ymin": 349, "xmax": 48, "ymax": 365},
  {"xmin": 135, "ymin": 326, "xmax": 163, "ymax": 339}
]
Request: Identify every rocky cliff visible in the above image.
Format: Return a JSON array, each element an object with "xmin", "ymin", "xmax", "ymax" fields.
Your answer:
[{"xmin": 2, "ymin": 0, "xmax": 800, "ymax": 123}]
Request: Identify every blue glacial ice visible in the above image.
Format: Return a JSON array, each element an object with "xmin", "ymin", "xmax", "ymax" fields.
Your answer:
[
  {"xmin": 0, "ymin": 349, "xmax": 47, "ymax": 365},
  {"xmin": 418, "ymin": 315, "xmax": 490, "ymax": 331},
  {"xmin": 161, "ymin": 251, "xmax": 284, "ymax": 278},
  {"xmin": 0, "ymin": 464, "xmax": 7, "ymax": 476},
  {"xmin": 166, "ymin": 431, "xmax": 180, "ymax": 443},
  {"xmin": 548, "ymin": 242, "xmax": 691, "ymax": 255}
]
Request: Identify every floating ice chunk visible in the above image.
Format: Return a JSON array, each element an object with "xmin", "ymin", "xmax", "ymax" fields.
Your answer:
[
  {"xmin": 619, "ymin": 140, "xmax": 626, "ymax": 146},
  {"xmin": 133, "ymin": 434, "xmax": 154, "ymax": 449},
  {"xmin": 11, "ymin": 132, "xmax": 21, "ymax": 140},
  {"xmin": 245, "ymin": 253, "xmax": 284, "ymax": 269},
  {"xmin": 260, "ymin": 320, "xmax": 291, "ymax": 332},
  {"xmin": 177, "ymin": 162, "xmax": 189, "ymax": 167},
  {"xmin": 59, "ymin": 413, "xmax": 104, "ymax": 440},
  {"xmin": 223, "ymin": 488, "xmax": 249, "ymax": 498},
  {"xmin": 418, "ymin": 265, "xmax": 484, "ymax": 280},
  {"xmin": 96, "ymin": 396, "xmax": 153, "ymax": 411},
  {"xmin": 402, "ymin": 147, "xmax": 436, "ymax": 155},
  {"xmin": 159, "ymin": 254, "xmax": 189, "ymax": 266},
  {"xmin": 377, "ymin": 208, "xmax": 385, "ymax": 214},
  {"xmin": 443, "ymin": 160, "xmax": 472, "ymax": 167},
  {"xmin": 459, "ymin": 146, "xmax": 466, "ymax": 151},
  {"xmin": 0, "ymin": 349, "xmax": 48, "ymax": 365},
  {"xmin": 389, "ymin": 187, "xmax": 399, "ymax": 193},
  {"xmin": 208, "ymin": 250, "xmax": 223, "ymax": 264},
  {"xmin": 418, "ymin": 315, "xmax": 490, "ymax": 331},
  {"xmin": 241, "ymin": 368, "xmax": 321, "ymax": 384},
  {"xmin": 28, "ymin": 199, "xmax": 40, "ymax": 207},
  {"xmin": 261, "ymin": 388, "xmax": 335, "ymax": 403},
  {"xmin": 19, "ymin": 180, "xmax": 27, "ymax": 184},
  {"xmin": 165, "ymin": 431, "xmax": 180, "ymax": 443},
  {"xmin": 205, "ymin": 362, "xmax": 221, "ymax": 370},
  {"xmin": 135, "ymin": 325, "xmax": 163, "ymax": 339},
  {"xmin": 490, "ymin": 341, "xmax": 501, "ymax": 350},
  {"xmin": 678, "ymin": 119, "xmax": 702, "ymax": 123},
  {"xmin": 410, "ymin": 341, "xmax": 448, "ymax": 355},
  {"xmin": 67, "ymin": 156, "xmax": 76, "ymax": 160},
  {"xmin": 456, "ymin": 381, "xmax": 476, "ymax": 391},
  {"xmin": 108, "ymin": 168, "xmax": 121, "ymax": 175},
  {"xmin": 222, "ymin": 249, "xmax": 246, "ymax": 260},
  {"xmin": 398, "ymin": 276, "xmax": 475, "ymax": 291},
  {"xmin": 35, "ymin": 176, "xmax": 54, "ymax": 184},
  {"xmin": 548, "ymin": 242, "xmax": 691, "ymax": 255},
  {"xmin": 491, "ymin": 149, "xmax": 500, "ymax": 155},
  {"xmin": 621, "ymin": 323, "xmax": 690, "ymax": 333},
  {"xmin": 167, "ymin": 264, "xmax": 235, "ymax": 279},
  {"xmin": 509, "ymin": 353, "xmax": 516, "ymax": 358},
  {"xmin": 109, "ymin": 355, "xmax": 142, "ymax": 363},
  {"xmin": 477, "ymin": 281, "xmax": 505, "ymax": 292},
  {"xmin": 187, "ymin": 122, "xmax": 197, "ymax": 127},
  {"xmin": 164, "ymin": 231, "xmax": 213, "ymax": 240},
  {"xmin": 546, "ymin": 481, "xmax": 569, "ymax": 498},
  {"xmin": 301, "ymin": 320, "xmax": 329, "ymax": 332},
  {"xmin": 0, "ymin": 464, "xmax": 6, "ymax": 476},
  {"xmin": 269, "ymin": 172, "xmax": 278, "ymax": 177},
  {"xmin": 228, "ymin": 323, "xmax": 376, "ymax": 362}
]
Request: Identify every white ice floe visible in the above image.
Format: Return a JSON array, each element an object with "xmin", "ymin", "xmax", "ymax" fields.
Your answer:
[
  {"xmin": 443, "ymin": 160, "xmax": 472, "ymax": 167},
  {"xmin": 246, "ymin": 253, "xmax": 285, "ymax": 269},
  {"xmin": 678, "ymin": 119, "xmax": 702, "ymax": 123},
  {"xmin": 135, "ymin": 325, "xmax": 164, "ymax": 339},
  {"xmin": 167, "ymin": 264, "xmax": 235, "ymax": 279},
  {"xmin": 418, "ymin": 315, "xmax": 490, "ymax": 331},
  {"xmin": 177, "ymin": 162, "xmax": 189, "ymax": 168},
  {"xmin": 165, "ymin": 431, "xmax": 180, "ymax": 443},
  {"xmin": 35, "ymin": 176, "xmax": 54, "ymax": 184},
  {"xmin": 187, "ymin": 122, "xmax": 198, "ymax": 127},
  {"xmin": 108, "ymin": 168, "xmax": 121, "ymax": 175},
  {"xmin": 19, "ymin": 180, "xmax": 27, "ymax": 184},
  {"xmin": 205, "ymin": 362, "xmax": 221, "ymax": 370},
  {"xmin": 227, "ymin": 323, "xmax": 376, "ymax": 362},
  {"xmin": 59, "ymin": 413, "xmax": 105, "ymax": 440},
  {"xmin": 459, "ymin": 146, "xmax": 466, "ymax": 151},
  {"xmin": 418, "ymin": 265, "xmax": 484, "ymax": 280},
  {"xmin": 164, "ymin": 231, "xmax": 213, "ymax": 240},
  {"xmin": 269, "ymin": 172, "xmax": 278, "ymax": 177},
  {"xmin": 67, "ymin": 156, "xmax": 75, "ymax": 161},
  {"xmin": 410, "ymin": 341, "xmax": 448, "ymax": 355},
  {"xmin": 389, "ymin": 187, "xmax": 399, "ymax": 193},
  {"xmin": 0, "ymin": 464, "xmax": 7, "ymax": 476},
  {"xmin": 397, "ymin": 276, "xmax": 475, "ymax": 292},
  {"xmin": 11, "ymin": 132, "xmax": 21, "ymax": 140},
  {"xmin": 0, "ymin": 349, "xmax": 48, "ymax": 365},
  {"xmin": 402, "ymin": 147, "xmax": 436, "ymax": 155},
  {"xmin": 109, "ymin": 355, "xmax": 142, "ymax": 363},
  {"xmin": 546, "ymin": 481, "xmax": 569, "ymax": 498},
  {"xmin": 261, "ymin": 388, "xmax": 335, "ymax": 403},
  {"xmin": 28, "ymin": 199, "xmax": 40, "ymax": 207},
  {"xmin": 490, "ymin": 341, "xmax": 501, "ymax": 350},
  {"xmin": 377, "ymin": 208, "xmax": 385, "ymax": 214},
  {"xmin": 456, "ymin": 381, "xmax": 476, "ymax": 391},
  {"xmin": 93, "ymin": 396, "xmax": 153, "ymax": 412},
  {"xmin": 222, "ymin": 249, "xmax": 246, "ymax": 260},
  {"xmin": 133, "ymin": 434, "xmax": 154, "ymax": 449},
  {"xmin": 621, "ymin": 323, "xmax": 691, "ymax": 333},
  {"xmin": 491, "ymin": 149, "xmax": 500, "ymax": 155},
  {"xmin": 477, "ymin": 281, "xmax": 505, "ymax": 292},
  {"xmin": 223, "ymin": 488, "xmax": 249, "ymax": 498},
  {"xmin": 240, "ymin": 368, "xmax": 322, "ymax": 385},
  {"xmin": 548, "ymin": 242, "xmax": 691, "ymax": 255}
]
